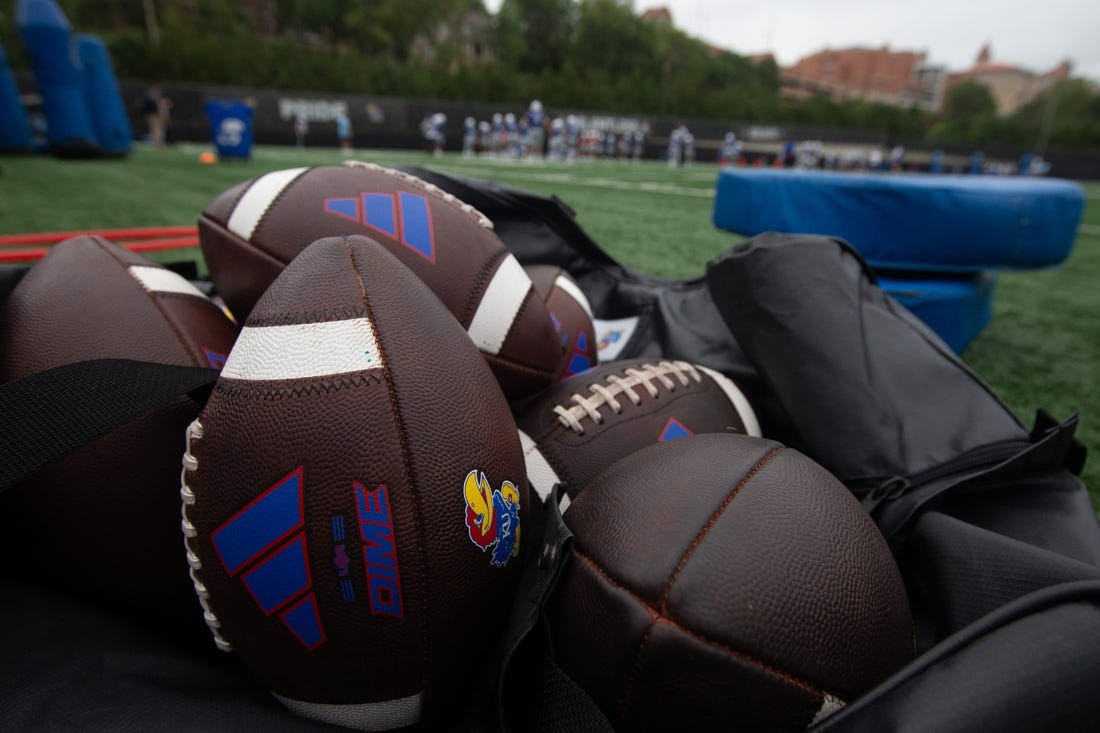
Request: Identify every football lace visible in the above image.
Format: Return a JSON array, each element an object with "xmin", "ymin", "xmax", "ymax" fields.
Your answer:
[
  {"xmin": 342, "ymin": 159, "xmax": 494, "ymax": 230},
  {"xmin": 180, "ymin": 418, "xmax": 233, "ymax": 652},
  {"xmin": 552, "ymin": 360, "xmax": 702, "ymax": 435}
]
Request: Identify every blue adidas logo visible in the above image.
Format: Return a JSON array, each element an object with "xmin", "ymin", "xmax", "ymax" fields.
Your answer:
[
  {"xmin": 209, "ymin": 468, "xmax": 406, "ymax": 651},
  {"xmin": 324, "ymin": 191, "xmax": 436, "ymax": 262},
  {"xmin": 210, "ymin": 468, "xmax": 325, "ymax": 650}
]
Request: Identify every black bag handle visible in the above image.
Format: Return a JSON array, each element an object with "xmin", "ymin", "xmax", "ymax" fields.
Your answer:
[
  {"xmin": 867, "ymin": 410, "xmax": 1086, "ymax": 543},
  {"xmin": 0, "ymin": 359, "xmax": 218, "ymax": 492},
  {"xmin": 811, "ymin": 579, "xmax": 1100, "ymax": 732}
]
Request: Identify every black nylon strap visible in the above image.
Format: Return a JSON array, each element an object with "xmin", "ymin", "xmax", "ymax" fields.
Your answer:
[
  {"xmin": 494, "ymin": 486, "xmax": 615, "ymax": 733},
  {"xmin": 0, "ymin": 264, "xmax": 29, "ymax": 303},
  {"xmin": 0, "ymin": 359, "xmax": 218, "ymax": 492},
  {"xmin": 523, "ymin": 649, "xmax": 617, "ymax": 733}
]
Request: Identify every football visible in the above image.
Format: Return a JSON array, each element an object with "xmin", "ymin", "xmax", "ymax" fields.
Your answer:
[
  {"xmin": 0, "ymin": 235, "xmax": 238, "ymax": 634},
  {"xmin": 514, "ymin": 358, "xmax": 761, "ymax": 507},
  {"xmin": 547, "ymin": 433, "xmax": 915, "ymax": 732},
  {"xmin": 198, "ymin": 161, "xmax": 561, "ymax": 399},
  {"xmin": 182, "ymin": 235, "xmax": 529, "ymax": 730},
  {"xmin": 524, "ymin": 264, "xmax": 597, "ymax": 382}
]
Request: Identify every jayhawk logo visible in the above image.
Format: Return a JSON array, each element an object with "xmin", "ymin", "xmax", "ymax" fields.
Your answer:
[{"xmin": 463, "ymin": 470, "xmax": 521, "ymax": 567}]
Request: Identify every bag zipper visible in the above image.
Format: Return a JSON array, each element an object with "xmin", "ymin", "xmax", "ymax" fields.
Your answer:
[{"xmin": 860, "ymin": 439, "xmax": 1033, "ymax": 515}]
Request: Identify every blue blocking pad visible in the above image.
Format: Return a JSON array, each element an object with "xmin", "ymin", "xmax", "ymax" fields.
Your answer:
[
  {"xmin": 879, "ymin": 271, "xmax": 997, "ymax": 354},
  {"xmin": 713, "ymin": 169, "xmax": 1085, "ymax": 272}
]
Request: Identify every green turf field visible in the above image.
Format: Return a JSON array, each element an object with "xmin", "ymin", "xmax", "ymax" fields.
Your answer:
[{"xmin": 2, "ymin": 144, "xmax": 1098, "ymax": 507}]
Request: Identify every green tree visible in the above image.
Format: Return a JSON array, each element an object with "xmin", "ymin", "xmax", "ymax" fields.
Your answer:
[
  {"xmin": 492, "ymin": 1, "xmax": 526, "ymax": 68},
  {"xmin": 942, "ymin": 80, "xmax": 996, "ymax": 121},
  {"xmin": 571, "ymin": 0, "xmax": 658, "ymax": 77},
  {"xmin": 562, "ymin": 0, "xmax": 662, "ymax": 109},
  {"xmin": 497, "ymin": 0, "xmax": 577, "ymax": 73},
  {"xmin": 274, "ymin": 0, "xmax": 354, "ymax": 41},
  {"xmin": 1013, "ymin": 78, "xmax": 1100, "ymax": 149},
  {"xmin": 57, "ymin": 0, "xmax": 146, "ymax": 30},
  {"xmin": 928, "ymin": 80, "xmax": 997, "ymax": 142}
]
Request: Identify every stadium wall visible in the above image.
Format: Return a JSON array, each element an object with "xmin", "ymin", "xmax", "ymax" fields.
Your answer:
[{"xmin": 12, "ymin": 73, "xmax": 1100, "ymax": 178}]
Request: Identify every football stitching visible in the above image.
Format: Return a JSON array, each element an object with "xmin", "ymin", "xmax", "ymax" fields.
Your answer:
[
  {"xmin": 567, "ymin": 551, "xmax": 830, "ymax": 726},
  {"xmin": 648, "ymin": 617, "xmax": 827, "ymax": 696},
  {"xmin": 498, "ymin": 290, "xmax": 542, "ymax": 365},
  {"xmin": 93, "ymin": 236, "xmax": 207, "ymax": 367},
  {"xmin": 342, "ymin": 160, "xmax": 494, "ymax": 230},
  {"xmin": 657, "ymin": 446, "xmax": 784, "ymax": 614},
  {"xmin": 152, "ymin": 291, "xmax": 216, "ymax": 304},
  {"xmin": 620, "ymin": 610, "xmax": 660, "ymax": 724},
  {"xmin": 249, "ymin": 167, "xmax": 312, "ymax": 257},
  {"xmin": 551, "ymin": 361, "xmax": 702, "ymax": 434},
  {"xmin": 212, "ymin": 371, "xmax": 385, "ymax": 400},
  {"xmin": 149, "ymin": 292, "xmax": 233, "ymax": 356},
  {"xmin": 245, "ymin": 306, "xmax": 367, "ymax": 327},
  {"xmin": 545, "ymin": 390, "xmax": 702, "ymax": 472},
  {"xmin": 482, "ymin": 350, "xmax": 557, "ymax": 379},
  {"xmin": 342, "ymin": 238, "xmax": 434, "ymax": 696},
  {"xmin": 462, "ymin": 248, "xmax": 507, "ymax": 326},
  {"xmin": 180, "ymin": 418, "xmax": 234, "ymax": 652},
  {"xmin": 200, "ymin": 213, "xmax": 290, "ymax": 275},
  {"xmin": 221, "ymin": 176, "xmax": 255, "ymax": 223}
]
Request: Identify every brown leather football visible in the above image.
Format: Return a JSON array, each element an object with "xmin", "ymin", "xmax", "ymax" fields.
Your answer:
[
  {"xmin": 547, "ymin": 433, "xmax": 915, "ymax": 732},
  {"xmin": 524, "ymin": 264, "xmax": 597, "ymax": 381},
  {"xmin": 182, "ymin": 235, "xmax": 529, "ymax": 729},
  {"xmin": 0, "ymin": 235, "xmax": 238, "ymax": 634},
  {"xmin": 514, "ymin": 358, "xmax": 761, "ymax": 507},
  {"xmin": 198, "ymin": 161, "xmax": 560, "ymax": 399}
]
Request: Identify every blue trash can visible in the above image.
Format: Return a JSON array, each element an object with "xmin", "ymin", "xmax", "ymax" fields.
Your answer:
[{"xmin": 204, "ymin": 100, "xmax": 253, "ymax": 160}]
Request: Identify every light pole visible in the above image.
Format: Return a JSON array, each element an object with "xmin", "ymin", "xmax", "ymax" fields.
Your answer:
[{"xmin": 1035, "ymin": 81, "xmax": 1060, "ymax": 158}]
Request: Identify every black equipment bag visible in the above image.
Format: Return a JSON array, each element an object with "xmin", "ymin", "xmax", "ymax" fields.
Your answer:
[
  {"xmin": 2, "ymin": 167, "xmax": 1098, "ymax": 732},
  {"xmin": 404, "ymin": 168, "xmax": 1100, "ymax": 732}
]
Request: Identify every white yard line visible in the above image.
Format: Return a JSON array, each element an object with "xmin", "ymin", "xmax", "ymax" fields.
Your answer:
[
  {"xmin": 185, "ymin": 145, "xmax": 720, "ymax": 199},
  {"xmin": 473, "ymin": 170, "xmax": 716, "ymax": 198}
]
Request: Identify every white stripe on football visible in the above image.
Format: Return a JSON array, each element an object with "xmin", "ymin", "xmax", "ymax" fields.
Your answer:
[
  {"xmin": 517, "ymin": 429, "xmax": 562, "ymax": 502},
  {"xmin": 227, "ymin": 167, "xmax": 310, "ymax": 240},
  {"xmin": 221, "ymin": 318, "xmax": 384, "ymax": 381},
  {"xmin": 696, "ymin": 365, "xmax": 762, "ymax": 438},
  {"xmin": 128, "ymin": 265, "xmax": 209, "ymax": 299},
  {"xmin": 552, "ymin": 273, "xmax": 594, "ymax": 320},
  {"xmin": 466, "ymin": 254, "xmax": 532, "ymax": 356},
  {"xmin": 273, "ymin": 691, "xmax": 423, "ymax": 732},
  {"xmin": 518, "ymin": 429, "xmax": 572, "ymax": 513}
]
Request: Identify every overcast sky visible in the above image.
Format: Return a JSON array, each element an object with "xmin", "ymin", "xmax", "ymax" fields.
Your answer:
[
  {"xmin": 639, "ymin": 0, "xmax": 1100, "ymax": 82},
  {"xmin": 484, "ymin": 1, "xmax": 1100, "ymax": 83}
]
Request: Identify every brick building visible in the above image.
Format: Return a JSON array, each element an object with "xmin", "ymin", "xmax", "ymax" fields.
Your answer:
[{"xmin": 780, "ymin": 46, "xmax": 947, "ymax": 111}]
